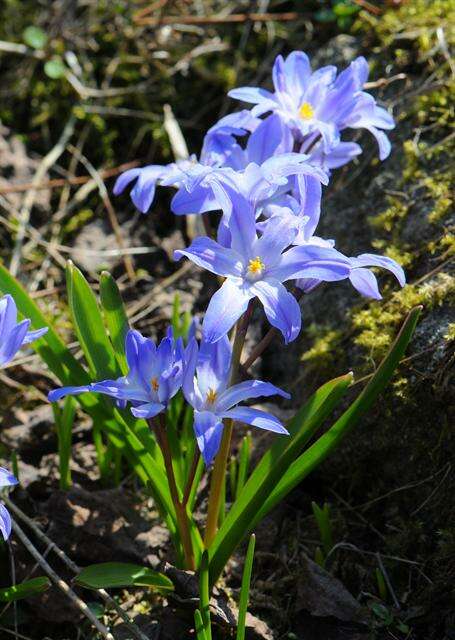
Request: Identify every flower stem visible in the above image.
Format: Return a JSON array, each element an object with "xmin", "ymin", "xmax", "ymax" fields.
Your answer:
[
  {"xmin": 204, "ymin": 301, "xmax": 254, "ymax": 547},
  {"xmin": 153, "ymin": 416, "xmax": 195, "ymax": 570},
  {"xmin": 182, "ymin": 448, "xmax": 201, "ymax": 508}
]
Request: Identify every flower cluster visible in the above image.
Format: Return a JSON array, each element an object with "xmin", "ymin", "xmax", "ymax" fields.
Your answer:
[
  {"xmin": 114, "ymin": 49, "xmax": 405, "ymax": 347},
  {"xmin": 49, "ymin": 328, "xmax": 290, "ymax": 466},
  {"xmin": 81, "ymin": 50, "xmax": 406, "ymax": 466}
]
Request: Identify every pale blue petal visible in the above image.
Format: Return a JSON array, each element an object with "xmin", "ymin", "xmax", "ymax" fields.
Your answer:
[
  {"xmin": 271, "ymin": 245, "xmax": 351, "ymax": 282},
  {"xmin": 202, "ymin": 279, "xmax": 254, "ymax": 344},
  {"xmin": 228, "ymin": 86, "xmax": 275, "ymax": 105},
  {"xmin": 216, "ymin": 380, "xmax": 290, "ymax": 412},
  {"xmin": 246, "ymin": 114, "xmax": 283, "ymax": 165},
  {"xmin": 193, "ymin": 410, "xmax": 224, "ymax": 466},
  {"xmin": 352, "ymin": 253, "xmax": 406, "ymax": 287},
  {"xmin": 251, "ymin": 279, "xmax": 301, "ymax": 344},
  {"xmin": 349, "ymin": 268, "xmax": 381, "ymax": 299},
  {"xmin": 22, "ymin": 326, "xmax": 48, "ymax": 345},
  {"xmin": 171, "ymin": 184, "xmax": 218, "ymax": 215},
  {"xmin": 209, "ymin": 179, "xmax": 257, "ymax": 259},
  {"xmin": 131, "ymin": 402, "xmax": 165, "ymax": 419},
  {"xmin": 0, "ymin": 319, "xmax": 31, "ymax": 366},
  {"xmin": 283, "ymin": 51, "xmax": 312, "ymax": 98},
  {"xmin": 0, "ymin": 503, "xmax": 12, "ymax": 541},
  {"xmin": 0, "ymin": 468, "xmax": 18, "ymax": 488},
  {"xmin": 220, "ymin": 407, "xmax": 289, "ymax": 435},
  {"xmin": 174, "ymin": 236, "xmax": 244, "ymax": 277},
  {"xmin": 48, "ymin": 385, "xmax": 92, "ymax": 402},
  {"xmin": 196, "ymin": 336, "xmax": 231, "ymax": 398}
]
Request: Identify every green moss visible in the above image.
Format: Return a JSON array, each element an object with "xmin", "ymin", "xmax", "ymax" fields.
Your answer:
[
  {"xmin": 352, "ymin": 273, "xmax": 455, "ymax": 360},
  {"xmin": 301, "ymin": 327, "xmax": 343, "ymax": 365}
]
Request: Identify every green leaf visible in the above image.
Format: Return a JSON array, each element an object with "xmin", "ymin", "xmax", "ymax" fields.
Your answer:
[
  {"xmin": 44, "ymin": 57, "xmax": 66, "ymax": 79},
  {"xmin": 208, "ymin": 373, "xmax": 352, "ymax": 584},
  {"xmin": 99, "ymin": 271, "xmax": 129, "ymax": 374},
  {"xmin": 256, "ymin": 306, "xmax": 421, "ymax": 521},
  {"xmin": 194, "ymin": 609, "xmax": 208, "ymax": 640},
  {"xmin": 236, "ymin": 534, "xmax": 255, "ymax": 640},
  {"xmin": 0, "ymin": 577, "xmax": 51, "ymax": 602},
  {"xmin": 76, "ymin": 562, "xmax": 174, "ymax": 592},
  {"xmin": 54, "ymin": 396, "xmax": 76, "ymax": 490},
  {"xmin": 210, "ymin": 306, "xmax": 420, "ymax": 584},
  {"xmin": 66, "ymin": 261, "xmax": 120, "ymax": 380},
  {"xmin": 312, "ymin": 501, "xmax": 333, "ymax": 556},
  {"xmin": 199, "ymin": 551, "xmax": 212, "ymax": 640},
  {"xmin": 23, "ymin": 26, "xmax": 47, "ymax": 49}
]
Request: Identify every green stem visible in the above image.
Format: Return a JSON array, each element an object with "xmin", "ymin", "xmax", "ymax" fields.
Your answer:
[
  {"xmin": 153, "ymin": 416, "xmax": 195, "ymax": 570},
  {"xmin": 204, "ymin": 302, "xmax": 254, "ymax": 547}
]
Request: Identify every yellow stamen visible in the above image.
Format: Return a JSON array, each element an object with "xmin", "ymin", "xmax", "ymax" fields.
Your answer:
[
  {"xmin": 247, "ymin": 256, "xmax": 265, "ymax": 276},
  {"xmin": 206, "ymin": 388, "xmax": 218, "ymax": 405},
  {"xmin": 299, "ymin": 102, "xmax": 314, "ymax": 120},
  {"xmin": 151, "ymin": 377, "xmax": 159, "ymax": 392}
]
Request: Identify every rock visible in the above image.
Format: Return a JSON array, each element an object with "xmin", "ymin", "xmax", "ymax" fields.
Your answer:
[{"xmin": 296, "ymin": 555, "xmax": 366, "ymax": 623}]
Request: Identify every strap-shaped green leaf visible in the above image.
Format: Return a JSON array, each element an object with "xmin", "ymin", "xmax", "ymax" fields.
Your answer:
[
  {"xmin": 255, "ymin": 306, "xmax": 421, "ymax": 523},
  {"xmin": 76, "ymin": 562, "xmax": 174, "ymax": 592},
  {"xmin": 66, "ymin": 261, "xmax": 120, "ymax": 379},
  {"xmin": 236, "ymin": 533, "xmax": 255, "ymax": 640},
  {"xmin": 208, "ymin": 372, "xmax": 352, "ymax": 583},
  {"xmin": 99, "ymin": 271, "xmax": 129, "ymax": 374},
  {"xmin": 0, "ymin": 577, "xmax": 51, "ymax": 602},
  {"xmin": 209, "ymin": 306, "xmax": 420, "ymax": 583}
]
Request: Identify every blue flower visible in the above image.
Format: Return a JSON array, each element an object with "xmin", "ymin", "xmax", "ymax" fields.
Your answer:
[
  {"xmin": 0, "ymin": 467, "xmax": 18, "ymax": 541},
  {"xmin": 113, "ymin": 110, "xmax": 258, "ymax": 214},
  {"xmin": 48, "ymin": 329, "xmax": 184, "ymax": 419},
  {"xmin": 228, "ymin": 51, "xmax": 395, "ymax": 161},
  {"xmin": 261, "ymin": 199, "xmax": 405, "ymax": 299},
  {"xmin": 114, "ymin": 110, "xmax": 327, "ymax": 221},
  {"xmin": 170, "ymin": 115, "xmax": 327, "ymax": 219},
  {"xmin": 183, "ymin": 336, "xmax": 289, "ymax": 465},
  {"xmin": 297, "ymin": 252, "xmax": 406, "ymax": 300},
  {"xmin": 0, "ymin": 295, "xmax": 48, "ymax": 368},
  {"xmin": 174, "ymin": 180, "xmax": 351, "ymax": 344}
]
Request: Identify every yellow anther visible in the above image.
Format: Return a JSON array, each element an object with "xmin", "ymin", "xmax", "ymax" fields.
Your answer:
[
  {"xmin": 247, "ymin": 256, "xmax": 265, "ymax": 276},
  {"xmin": 206, "ymin": 388, "xmax": 218, "ymax": 405},
  {"xmin": 151, "ymin": 377, "xmax": 159, "ymax": 392},
  {"xmin": 299, "ymin": 102, "xmax": 314, "ymax": 120}
]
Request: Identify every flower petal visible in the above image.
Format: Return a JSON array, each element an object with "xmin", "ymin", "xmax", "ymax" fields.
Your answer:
[
  {"xmin": 251, "ymin": 279, "xmax": 301, "ymax": 344},
  {"xmin": 246, "ymin": 114, "xmax": 283, "ymax": 165},
  {"xmin": 349, "ymin": 268, "xmax": 381, "ymax": 299},
  {"xmin": 216, "ymin": 379, "xmax": 290, "ymax": 412},
  {"xmin": 202, "ymin": 279, "xmax": 254, "ymax": 343},
  {"xmin": 0, "ymin": 503, "xmax": 12, "ymax": 541},
  {"xmin": 0, "ymin": 467, "xmax": 18, "ymax": 488},
  {"xmin": 171, "ymin": 184, "xmax": 218, "ymax": 215},
  {"xmin": 220, "ymin": 406, "xmax": 289, "ymax": 435},
  {"xmin": 131, "ymin": 402, "xmax": 165, "ymax": 419},
  {"xmin": 193, "ymin": 410, "xmax": 224, "ymax": 466},
  {"xmin": 22, "ymin": 326, "xmax": 48, "ymax": 345},
  {"xmin": 48, "ymin": 385, "xmax": 92, "ymax": 402},
  {"xmin": 272, "ymin": 244, "xmax": 351, "ymax": 282},
  {"xmin": 174, "ymin": 236, "xmax": 243, "ymax": 277},
  {"xmin": 352, "ymin": 253, "xmax": 406, "ymax": 287},
  {"xmin": 0, "ymin": 319, "xmax": 31, "ymax": 367},
  {"xmin": 228, "ymin": 86, "xmax": 275, "ymax": 105},
  {"xmin": 209, "ymin": 178, "xmax": 257, "ymax": 259}
]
